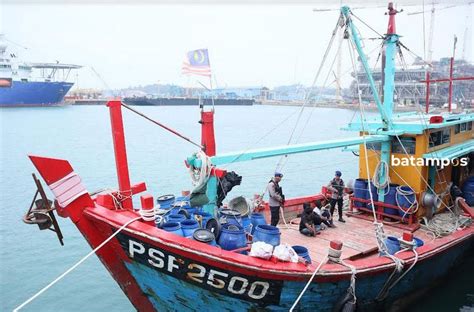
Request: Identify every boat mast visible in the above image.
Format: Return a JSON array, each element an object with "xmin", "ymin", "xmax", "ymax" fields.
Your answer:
[
  {"xmin": 340, "ymin": 6, "xmax": 390, "ymax": 130},
  {"xmin": 108, "ymin": 100, "xmax": 133, "ymax": 210},
  {"xmin": 382, "ymin": 2, "xmax": 400, "ymax": 123},
  {"xmin": 200, "ymin": 110, "xmax": 216, "ymax": 156},
  {"xmin": 342, "ymin": 3, "xmax": 400, "ymax": 201}
]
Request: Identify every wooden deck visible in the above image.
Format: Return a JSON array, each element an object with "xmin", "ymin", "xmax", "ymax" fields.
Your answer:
[{"xmin": 278, "ymin": 212, "xmax": 433, "ymax": 263}]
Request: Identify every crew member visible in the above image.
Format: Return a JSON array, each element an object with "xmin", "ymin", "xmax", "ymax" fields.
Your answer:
[
  {"xmin": 327, "ymin": 170, "xmax": 345, "ymax": 223},
  {"xmin": 299, "ymin": 203, "xmax": 318, "ymax": 236},
  {"xmin": 312, "ymin": 199, "xmax": 334, "ymax": 228},
  {"xmin": 267, "ymin": 172, "xmax": 285, "ymax": 226}
]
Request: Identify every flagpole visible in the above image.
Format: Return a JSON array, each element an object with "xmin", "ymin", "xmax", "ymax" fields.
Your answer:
[
  {"xmin": 209, "ymin": 73, "xmax": 215, "ymax": 111},
  {"xmin": 208, "ymin": 49, "xmax": 215, "ymax": 111}
]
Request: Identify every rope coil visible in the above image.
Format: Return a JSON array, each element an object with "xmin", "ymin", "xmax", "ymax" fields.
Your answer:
[
  {"xmin": 188, "ymin": 150, "xmax": 212, "ymax": 189},
  {"xmin": 395, "ymin": 186, "xmax": 419, "ymax": 220},
  {"xmin": 371, "ymin": 161, "xmax": 390, "ymax": 193}
]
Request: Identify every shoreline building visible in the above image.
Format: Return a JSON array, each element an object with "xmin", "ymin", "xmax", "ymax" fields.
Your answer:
[{"xmin": 350, "ymin": 57, "xmax": 474, "ymax": 108}]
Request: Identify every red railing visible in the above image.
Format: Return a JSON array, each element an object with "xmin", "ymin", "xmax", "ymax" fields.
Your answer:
[{"xmin": 348, "ymin": 195, "xmax": 417, "ymax": 226}]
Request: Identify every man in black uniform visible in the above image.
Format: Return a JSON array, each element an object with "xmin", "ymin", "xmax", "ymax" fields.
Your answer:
[
  {"xmin": 327, "ymin": 170, "xmax": 345, "ymax": 222},
  {"xmin": 299, "ymin": 203, "xmax": 318, "ymax": 236}
]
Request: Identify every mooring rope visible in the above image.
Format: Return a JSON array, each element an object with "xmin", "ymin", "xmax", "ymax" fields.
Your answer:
[
  {"xmin": 13, "ymin": 216, "xmax": 142, "ymax": 311},
  {"xmin": 289, "ymin": 256, "xmax": 329, "ymax": 312}
]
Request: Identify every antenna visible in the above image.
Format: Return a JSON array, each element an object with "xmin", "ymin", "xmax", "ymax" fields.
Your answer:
[{"xmin": 462, "ymin": 5, "xmax": 472, "ymax": 61}]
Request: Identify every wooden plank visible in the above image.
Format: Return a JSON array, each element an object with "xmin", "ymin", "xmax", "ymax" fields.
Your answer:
[{"xmin": 278, "ymin": 211, "xmax": 430, "ymax": 263}]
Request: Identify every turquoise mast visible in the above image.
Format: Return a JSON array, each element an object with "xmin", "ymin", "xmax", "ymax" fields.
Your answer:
[
  {"xmin": 189, "ymin": 4, "xmax": 401, "ymax": 214},
  {"xmin": 341, "ymin": 3, "xmax": 400, "ymax": 201}
]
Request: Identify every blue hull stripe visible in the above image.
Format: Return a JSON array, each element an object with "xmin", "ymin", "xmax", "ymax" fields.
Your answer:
[{"xmin": 0, "ymin": 81, "xmax": 73, "ymax": 106}]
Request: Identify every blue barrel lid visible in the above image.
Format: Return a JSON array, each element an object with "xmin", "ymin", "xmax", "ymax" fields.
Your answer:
[
  {"xmin": 220, "ymin": 209, "xmax": 241, "ymax": 217},
  {"xmin": 193, "ymin": 229, "xmax": 215, "ymax": 243},
  {"xmin": 157, "ymin": 194, "xmax": 175, "ymax": 202}
]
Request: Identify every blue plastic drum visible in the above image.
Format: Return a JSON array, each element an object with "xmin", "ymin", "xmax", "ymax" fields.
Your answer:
[
  {"xmin": 396, "ymin": 185, "xmax": 416, "ymax": 219},
  {"xmin": 292, "ymin": 245, "xmax": 311, "ymax": 264},
  {"xmin": 414, "ymin": 237, "xmax": 424, "ymax": 248},
  {"xmin": 194, "ymin": 211, "xmax": 213, "ymax": 228},
  {"xmin": 181, "ymin": 219, "xmax": 199, "ymax": 237},
  {"xmin": 253, "ymin": 224, "xmax": 281, "ymax": 247},
  {"xmin": 157, "ymin": 194, "xmax": 175, "ymax": 209},
  {"xmin": 167, "ymin": 214, "xmax": 186, "ymax": 224},
  {"xmin": 354, "ymin": 179, "xmax": 368, "ymax": 207},
  {"xmin": 367, "ymin": 182, "xmax": 379, "ymax": 210},
  {"xmin": 218, "ymin": 224, "xmax": 247, "ymax": 252},
  {"xmin": 382, "ymin": 236, "xmax": 400, "ymax": 255},
  {"xmin": 241, "ymin": 216, "xmax": 252, "ymax": 234},
  {"xmin": 220, "ymin": 209, "xmax": 242, "ymax": 227},
  {"xmin": 162, "ymin": 222, "xmax": 184, "ymax": 236},
  {"xmin": 462, "ymin": 177, "xmax": 474, "ymax": 206},
  {"xmin": 384, "ymin": 183, "xmax": 400, "ymax": 216},
  {"xmin": 250, "ymin": 213, "xmax": 266, "ymax": 234}
]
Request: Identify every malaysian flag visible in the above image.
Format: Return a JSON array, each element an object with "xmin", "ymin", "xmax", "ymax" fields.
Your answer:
[{"xmin": 181, "ymin": 49, "xmax": 211, "ymax": 77}]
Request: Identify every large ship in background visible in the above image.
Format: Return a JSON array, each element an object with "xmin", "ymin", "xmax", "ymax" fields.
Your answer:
[{"xmin": 0, "ymin": 35, "xmax": 81, "ymax": 107}]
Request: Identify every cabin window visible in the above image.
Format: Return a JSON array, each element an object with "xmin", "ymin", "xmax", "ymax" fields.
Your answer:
[
  {"xmin": 429, "ymin": 129, "xmax": 450, "ymax": 147},
  {"xmin": 442, "ymin": 129, "xmax": 450, "ymax": 144},
  {"xmin": 455, "ymin": 122, "xmax": 472, "ymax": 134},
  {"xmin": 392, "ymin": 137, "xmax": 416, "ymax": 154}
]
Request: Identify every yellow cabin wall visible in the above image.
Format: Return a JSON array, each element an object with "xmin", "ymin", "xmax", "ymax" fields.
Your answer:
[
  {"xmin": 358, "ymin": 124, "xmax": 473, "ymax": 216},
  {"xmin": 358, "ymin": 133, "xmax": 429, "ymax": 194}
]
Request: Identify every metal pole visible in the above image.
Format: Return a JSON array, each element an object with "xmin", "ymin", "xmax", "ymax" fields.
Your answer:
[
  {"xmin": 107, "ymin": 100, "xmax": 133, "ymax": 210},
  {"xmin": 425, "ymin": 71, "xmax": 430, "ymax": 113},
  {"xmin": 448, "ymin": 36, "xmax": 457, "ymax": 113},
  {"xmin": 448, "ymin": 57, "xmax": 454, "ymax": 113}
]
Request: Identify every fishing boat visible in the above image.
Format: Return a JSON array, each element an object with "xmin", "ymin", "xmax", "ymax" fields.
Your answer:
[{"xmin": 20, "ymin": 4, "xmax": 473, "ymax": 312}]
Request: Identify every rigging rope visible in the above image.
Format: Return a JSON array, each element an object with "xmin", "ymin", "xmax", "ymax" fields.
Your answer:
[
  {"xmin": 278, "ymin": 24, "xmax": 347, "ymax": 171},
  {"xmin": 350, "ymin": 12, "xmax": 385, "ymax": 39},
  {"xmin": 275, "ymin": 15, "xmax": 343, "ymax": 172},
  {"xmin": 347, "ymin": 30, "xmax": 406, "ymax": 287},
  {"xmin": 420, "ymin": 199, "xmax": 472, "ymax": 237},
  {"xmin": 121, "ymin": 103, "xmax": 203, "ymax": 149}
]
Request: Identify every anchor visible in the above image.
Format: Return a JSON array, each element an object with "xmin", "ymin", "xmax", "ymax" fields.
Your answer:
[{"xmin": 23, "ymin": 173, "xmax": 64, "ymax": 246}]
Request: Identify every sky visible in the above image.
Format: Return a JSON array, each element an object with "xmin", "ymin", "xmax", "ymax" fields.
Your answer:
[{"xmin": 1, "ymin": 1, "xmax": 473, "ymax": 90}]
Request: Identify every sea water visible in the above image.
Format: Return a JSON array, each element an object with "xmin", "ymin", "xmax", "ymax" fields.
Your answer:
[{"xmin": 0, "ymin": 105, "xmax": 472, "ymax": 311}]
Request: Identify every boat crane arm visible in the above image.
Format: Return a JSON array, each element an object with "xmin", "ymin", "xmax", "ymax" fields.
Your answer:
[{"xmin": 209, "ymin": 135, "xmax": 389, "ymax": 166}]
